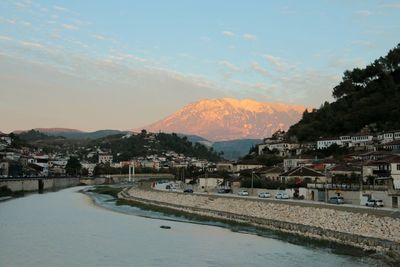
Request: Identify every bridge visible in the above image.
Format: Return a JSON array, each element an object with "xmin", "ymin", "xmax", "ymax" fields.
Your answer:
[
  {"xmin": 80, "ymin": 173, "xmax": 175, "ymax": 185},
  {"xmin": 0, "ymin": 173, "xmax": 175, "ymax": 193}
]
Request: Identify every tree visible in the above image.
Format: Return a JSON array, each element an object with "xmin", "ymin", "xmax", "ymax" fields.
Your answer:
[
  {"xmin": 140, "ymin": 129, "xmax": 147, "ymax": 137},
  {"xmin": 288, "ymin": 43, "xmax": 400, "ymax": 141},
  {"xmin": 65, "ymin": 157, "xmax": 82, "ymax": 176}
]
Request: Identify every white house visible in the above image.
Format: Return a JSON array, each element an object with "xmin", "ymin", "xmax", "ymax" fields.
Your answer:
[
  {"xmin": 0, "ymin": 134, "xmax": 12, "ymax": 145},
  {"xmin": 98, "ymin": 153, "xmax": 113, "ymax": 164},
  {"xmin": 340, "ymin": 136, "xmax": 352, "ymax": 146},
  {"xmin": 49, "ymin": 158, "xmax": 68, "ymax": 168},
  {"xmin": 233, "ymin": 161, "xmax": 264, "ymax": 172},
  {"xmin": 30, "ymin": 155, "xmax": 49, "ymax": 176},
  {"xmin": 317, "ymin": 139, "xmax": 342, "ymax": 149},
  {"xmin": 283, "ymin": 157, "xmax": 313, "ymax": 171},
  {"xmin": 383, "ymin": 140, "xmax": 400, "ymax": 151},
  {"xmin": 170, "ymin": 161, "xmax": 188, "ymax": 168},
  {"xmin": 81, "ymin": 163, "xmax": 96, "ymax": 175},
  {"xmin": 279, "ymin": 166, "xmax": 327, "ymax": 183},
  {"xmin": 390, "ymin": 158, "xmax": 400, "ymax": 189},
  {"xmin": 190, "ymin": 160, "xmax": 208, "ymax": 168},
  {"xmin": 216, "ymin": 162, "xmax": 234, "ymax": 172},
  {"xmin": 198, "ymin": 177, "xmax": 224, "ymax": 191},
  {"xmin": 349, "ymin": 134, "xmax": 374, "ymax": 147},
  {"xmin": 142, "ymin": 160, "xmax": 161, "ymax": 170},
  {"xmin": 377, "ymin": 131, "xmax": 400, "ymax": 144},
  {"xmin": 320, "ymin": 134, "xmax": 373, "ymax": 149},
  {"xmin": 259, "ymin": 142, "xmax": 299, "ymax": 157}
]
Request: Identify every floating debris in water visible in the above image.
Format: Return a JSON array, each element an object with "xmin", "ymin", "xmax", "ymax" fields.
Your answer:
[{"xmin": 160, "ymin": 225, "xmax": 171, "ymax": 229}]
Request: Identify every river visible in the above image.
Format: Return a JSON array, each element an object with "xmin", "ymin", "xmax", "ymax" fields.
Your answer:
[{"xmin": 0, "ymin": 187, "xmax": 379, "ymax": 267}]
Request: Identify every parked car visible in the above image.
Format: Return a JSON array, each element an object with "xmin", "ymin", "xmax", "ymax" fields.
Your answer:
[
  {"xmin": 328, "ymin": 196, "xmax": 344, "ymax": 204},
  {"xmin": 183, "ymin": 189, "xmax": 193, "ymax": 193},
  {"xmin": 366, "ymin": 199, "xmax": 384, "ymax": 207},
  {"xmin": 237, "ymin": 190, "xmax": 249, "ymax": 196},
  {"xmin": 218, "ymin": 188, "xmax": 232, "ymax": 194},
  {"xmin": 275, "ymin": 192, "xmax": 289, "ymax": 199},
  {"xmin": 258, "ymin": 192, "xmax": 271, "ymax": 198}
]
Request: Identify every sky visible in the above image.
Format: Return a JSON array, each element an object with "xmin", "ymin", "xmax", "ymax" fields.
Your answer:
[{"xmin": 0, "ymin": 0, "xmax": 399, "ymax": 132}]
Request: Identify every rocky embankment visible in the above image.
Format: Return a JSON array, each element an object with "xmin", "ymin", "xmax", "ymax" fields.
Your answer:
[{"xmin": 119, "ymin": 188, "xmax": 400, "ymax": 253}]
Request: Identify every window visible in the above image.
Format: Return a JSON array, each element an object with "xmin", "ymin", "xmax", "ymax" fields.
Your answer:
[{"xmin": 397, "ymin": 164, "xmax": 400, "ymax": 171}]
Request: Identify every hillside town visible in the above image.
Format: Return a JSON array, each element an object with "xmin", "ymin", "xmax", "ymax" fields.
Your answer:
[
  {"xmin": 0, "ymin": 131, "xmax": 215, "ymax": 178},
  {"xmin": 2, "ymin": 1, "xmax": 400, "ymax": 265},
  {"xmin": 2, "ymin": 127, "xmax": 400, "ymax": 209}
]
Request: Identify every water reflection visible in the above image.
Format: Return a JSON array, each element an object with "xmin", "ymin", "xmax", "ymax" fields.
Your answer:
[{"xmin": 0, "ymin": 187, "xmax": 376, "ymax": 267}]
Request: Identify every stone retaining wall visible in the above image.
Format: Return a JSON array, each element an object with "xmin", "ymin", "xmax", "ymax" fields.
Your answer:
[{"xmin": 120, "ymin": 188, "xmax": 400, "ymax": 252}]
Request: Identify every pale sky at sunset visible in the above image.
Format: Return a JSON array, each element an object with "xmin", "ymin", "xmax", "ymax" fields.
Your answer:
[{"xmin": 1, "ymin": 0, "xmax": 399, "ymax": 133}]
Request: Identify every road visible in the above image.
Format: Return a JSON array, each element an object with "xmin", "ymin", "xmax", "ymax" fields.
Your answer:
[
  {"xmin": 178, "ymin": 189, "xmax": 400, "ymax": 219},
  {"xmin": 137, "ymin": 182, "xmax": 400, "ymax": 219}
]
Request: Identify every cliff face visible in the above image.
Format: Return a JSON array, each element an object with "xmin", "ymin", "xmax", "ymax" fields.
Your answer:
[{"xmin": 140, "ymin": 98, "xmax": 306, "ymax": 141}]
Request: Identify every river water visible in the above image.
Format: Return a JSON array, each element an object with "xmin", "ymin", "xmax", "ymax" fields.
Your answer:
[{"xmin": 0, "ymin": 187, "xmax": 378, "ymax": 267}]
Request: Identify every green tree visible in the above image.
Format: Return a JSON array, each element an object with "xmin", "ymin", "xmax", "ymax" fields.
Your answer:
[
  {"xmin": 288, "ymin": 43, "xmax": 400, "ymax": 141},
  {"xmin": 65, "ymin": 157, "xmax": 82, "ymax": 176}
]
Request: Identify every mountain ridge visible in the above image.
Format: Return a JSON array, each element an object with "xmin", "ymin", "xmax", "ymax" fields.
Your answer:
[
  {"xmin": 139, "ymin": 98, "xmax": 307, "ymax": 141},
  {"xmin": 12, "ymin": 128, "xmax": 128, "ymax": 140},
  {"xmin": 13, "ymin": 128, "xmax": 83, "ymax": 134}
]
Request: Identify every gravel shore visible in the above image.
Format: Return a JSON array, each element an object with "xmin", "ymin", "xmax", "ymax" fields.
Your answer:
[{"xmin": 120, "ymin": 187, "xmax": 400, "ymax": 253}]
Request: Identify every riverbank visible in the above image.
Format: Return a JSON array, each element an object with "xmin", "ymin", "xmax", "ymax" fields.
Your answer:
[
  {"xmin": 2, "ymin": 187, "xmax": 377, "ymax": 267},
  {"xmin": 118, "ymin": 186, "xmax": 400, "ymax": 264}
]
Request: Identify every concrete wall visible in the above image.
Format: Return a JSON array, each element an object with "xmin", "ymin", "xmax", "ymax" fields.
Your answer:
[
  {"xmin": 229, "ymin": 185, "xmax": 398, "ymax": 207},
  {"xmin": 43, "ymin": 179, "xmax": 54, "ymax": 190},
  {"xmin": 327, "ymin": 190, "xmax": 361, "ymax": 205},
  {"xmin": 0, "ymin": 178, "xmax": 80, "ymax": 193},
  {"xmin": 326, "ymin": 189, "xmax": 394, "ymax": 207},
  {"xmin": 232, "ymin": 187, "xmax": 308, "ymax": 198},
  {"xmin": 360, "ymin": 190, "xmax": 393, "ymax": 207},
  {"xmin": 53, "ymin": 178, "xmax": 80, "ymax": 189},
  {"xmin": 0, "ymin": 179, "xmax": 38, "ymax": 192}
]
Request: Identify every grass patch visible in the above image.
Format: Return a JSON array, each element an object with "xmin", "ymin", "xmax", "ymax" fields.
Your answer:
[
  {"xmin": 86, "ymin": 186, "xmax": 122, "ymax": 198},
  {"xmin": 116, "ymin": 198, "xmax": 247, "ymax": 228}
]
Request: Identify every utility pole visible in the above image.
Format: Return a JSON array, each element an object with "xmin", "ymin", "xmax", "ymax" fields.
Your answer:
[
  {"xmin": 128, "ymin": 164, "xmax": 135, "ymax": 183},
  {"xmin": 360, "ymin": 158, "xmax": 364, "ymax": 192},
  {"xmin": 251, "ymin": 170, "xmax": 254, "ymax": 195}
]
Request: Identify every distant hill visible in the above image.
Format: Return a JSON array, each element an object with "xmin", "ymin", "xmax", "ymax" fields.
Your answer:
[
  {"xmin": 288, "ymin": 44, "xmax": 400, "ymax": 141},
  {"xmin": 51, "ymin": 129, "xmax": 129, "ymax": 139},
  {"xmin": 212, "ymin": 139, "xmax": 262, "ymax": 160},
  {"xmin": 139, "ymin": 98, "xmax": 306, "ymax": 141},
  {"xmin": 93, "ymin": 132, "xmax": 222, "ymax": 162},
  {"xmin": 17, "ymin": 129, "xmax": 65, "ymax": 142},
  {"xmin": 178, "ymin": 134, "xmax": 213, "ymax": 147},
  {"xmin": 179, "ymin": 133, "xmax": 262, "ymax": 160},
  {"xmin": 14, "ymin": 128, "xmax": 128, "ymax": 140},
  {"xmin": 34, "ymin": 128, "xmax": 82, "ymax": 133}
]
